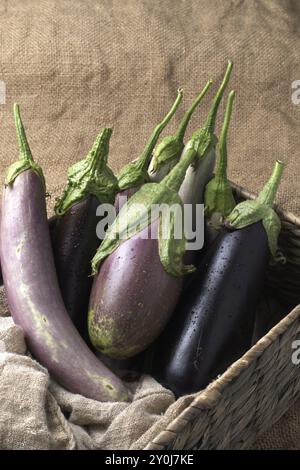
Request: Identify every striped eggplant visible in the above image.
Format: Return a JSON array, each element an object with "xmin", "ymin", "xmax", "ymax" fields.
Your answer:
[{"xmin": 0, "ymin": 104, "xmax": 130, "ymax": 402}]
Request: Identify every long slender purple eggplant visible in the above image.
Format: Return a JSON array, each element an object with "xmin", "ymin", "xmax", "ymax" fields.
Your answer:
[
  {"xmin": 152, "ymin": 161, "xmax": 284, "ymax": 396},
  {"xmin": 53, "ymin": 129, "xmax": 118, "ymax": 338},
  {"xmin": 179, "ymin": 61, "xmax": 233, "ymax": 208},
  {"xmin": 148, "ymin": 80, "xmax": 212, "ymax": 182},
  {"xmin": 0, "ymin": 215, "xmax": 57, "ymax": 288},
  {"xmin": 115, "ymin": 89, "xmax": 183, "ymax": 213},
  {"xmin": 88, "ymin": 132, "xmax": 209, "ymax": 359},
  {"xmin": 0, "ymin": 104, "xmax": 129, "ymax": 402}
]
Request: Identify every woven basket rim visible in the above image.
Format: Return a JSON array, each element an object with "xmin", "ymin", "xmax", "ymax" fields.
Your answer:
[{"xmin": 145, "ymin": 184, "xmax": 300, "ymax": 450}]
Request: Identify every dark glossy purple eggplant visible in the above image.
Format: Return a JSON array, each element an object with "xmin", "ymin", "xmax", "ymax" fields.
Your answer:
[
  {"xmin": 0, "ymin": 104, "xmax": 130, "ymax": 402},
  {"xmin": 152, "ymin": 161, "xmax": 284, "ymax": 396},
  {"xmin": 53, "ymin": 195, "xmax": 100, "ymax": 339},
  {"xmin": 53, "ymin": 129, "xmax": 118, "ymax": 337}
]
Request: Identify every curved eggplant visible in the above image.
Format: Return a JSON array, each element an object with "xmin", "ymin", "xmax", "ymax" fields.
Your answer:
[
  {"xmin": 152, "ymin": 161, "xmax": 284, "ymax": 396},
  {"xmin": 0, "ymin": 215, "xmax": 58, "ymax": 288},
  {"xmin": 0, "ymin": 104, "xmax": 130, "ymax": 402}
]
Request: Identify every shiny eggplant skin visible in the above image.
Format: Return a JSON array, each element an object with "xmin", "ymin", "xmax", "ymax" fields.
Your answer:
[
  {"xmin": 52, "ymin": 195, "xmax": 100, "ymax": 338},
  {"xmin": 89, "ymin": 219, "xmax": 183, "ymax": 359},
  {"xmin": 0, "ymin": 215, "xmax": 57, "ymax": 288},
  {"xmin": 152, "ymin": 222, "xmax": 269, "ymax": 396},
  {"xmin": 0, "ymin": 170, "xmax": 129, "ymax": 402},
  {"xmin": 114, "ymin": 187, "xmax": 139, "ymax": 214}
]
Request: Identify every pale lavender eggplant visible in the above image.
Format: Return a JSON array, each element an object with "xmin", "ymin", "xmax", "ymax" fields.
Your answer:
[
  {"xmin": 89, "ymin": 219, "xmax": 183, "ymax": 358},
  {"xmin": 1, "ymin": 109, "xmax": 130, "ymax": 403}
]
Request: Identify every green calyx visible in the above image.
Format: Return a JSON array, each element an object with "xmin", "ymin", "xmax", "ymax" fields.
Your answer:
[
  {"xmin": 149, "ymin": 80, "xmax": 213, "ymax": 175},
  {"xmin": 226, "ymin": 160, "xmax": 284, "ymax": 258},
  {"xmin": 204, "ymin": 90, "xmax": 236, "ymax": 229},
  {"xmin": 191, "ymin": 60, "xmax": 233, "ymax": 166},
  {"xmin": 91, "ymin": 133, "xmax": 204, "ymax": 277},
  {"xmin": 149, "ymin": 136, "xmax": 184, "ymax": 174},
  {"xmin": 54, "ymin": 128, "xmax": 118, "ymax": 216},
  {"xmin": 6, "ymin": 104, "xmax": 45, "ymax": 187},
  {"xmin": 117, "ymin": 89, "xmax": 183, "ymax": 191}
]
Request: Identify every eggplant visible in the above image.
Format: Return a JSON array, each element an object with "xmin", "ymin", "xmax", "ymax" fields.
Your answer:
[
  {"xmin": 0, "ymin": 104, "xmax": 130, "ymax": 402},
  {"xmin": 148, "ymin": 80, "xmax": 213, "ymax": 182},
  {"xmin": 88, "ymin": 131, "xmax": 210, "ymax": 359},
  {"xmin": 52, "ymin": 129, "xmax": 118, "ymax": 337},
  {"xmin": 179, "ymin": 61, "xmax": 233, "ymax": 210},
  {"xmin": 152, "ymin": 160, "xmax": 284, "ymax": 396}
]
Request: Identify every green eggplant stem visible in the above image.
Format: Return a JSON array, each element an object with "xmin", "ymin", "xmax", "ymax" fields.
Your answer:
[
  {"xmin": 139, "ymin": 89, "xmax": 183, "ymax": 173},
  {"xmin": 257, "ymin": 160, "xmax": 284, "ymax": 207},
  {"xmin": 204, "ymin": 90, "xmax": 236, "ymax": 223},
  {"xmin": 54, "ymin": 128, "xmax": 118, "ymax": 216},
  {"xmin": 5, "ymin": 104, "xmax": 45, "ymax": 187},
  {"xmin": 203, "ymin": 60, "xmax": 233, "ymax": 133},
  {"xmin": 14, "ymin": 103, "xmax": 33, "ymax": 163},
  {"xmin": 215, "ymin": 90, "xmax": 235, "ymax": 179},
  {"xmin": 176, "ymin": 80, "xmax": 213, "ymax": 142},
  {"xmin": 117, "ymin": 89, "xmax": 183, "ymax": 190}
]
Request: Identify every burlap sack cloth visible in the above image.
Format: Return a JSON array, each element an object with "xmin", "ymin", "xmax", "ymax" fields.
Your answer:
[{"xmin": 0, "ymin": 0, "xmax": 299, "ymax": 450}]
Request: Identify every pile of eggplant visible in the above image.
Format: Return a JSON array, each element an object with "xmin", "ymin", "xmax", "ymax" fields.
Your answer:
[{"xmin": 0, "ymin": 61, "xmax": 286, "ymax": 402}]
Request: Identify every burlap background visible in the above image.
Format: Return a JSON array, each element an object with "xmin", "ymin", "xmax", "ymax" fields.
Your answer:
[{"xmin": 0, "ymin": 0, "xmax": 300, "ymax": 449}]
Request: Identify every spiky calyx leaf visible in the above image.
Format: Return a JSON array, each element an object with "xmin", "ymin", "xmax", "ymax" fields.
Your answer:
[
  {"xmin": 91, "ymin": 133, "xmax": 204, "ymax": 276},
  {"xmin": 6, "ymin": 104, "xmax": 45, "ymax": 188},
  {"xmin": 226, "ymin": 160, "xmax": 284, "ymax": 257},
  {"xmin": 54, "ymin": 128, "xmax": 118, "ymax": 216}
]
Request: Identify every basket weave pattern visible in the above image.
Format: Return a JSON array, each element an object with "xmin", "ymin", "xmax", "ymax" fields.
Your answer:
[{"xmin": 145, "ymin": 184, "xmax": 300, "ymax": 450}]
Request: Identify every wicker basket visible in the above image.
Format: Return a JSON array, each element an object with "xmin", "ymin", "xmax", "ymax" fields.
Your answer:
[{"xmin": 145, "ymin": 182, "xmax": 300, "ymax": 450}]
